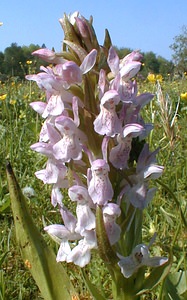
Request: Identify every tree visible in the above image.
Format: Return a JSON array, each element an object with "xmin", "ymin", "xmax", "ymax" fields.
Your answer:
[
  {"xmin": 170, "ymin": 25, "xmax": 187, "ymax": 74},
  {"xmin": 157, "ymin": 56, "xmax": 174, "ymax": 78},
  {"xmin": 2, "ymin": 43, "xmax": 42, "ymax": 79},
  {"xmin": 142, "ymin": 51, "xmax": 160, "ymax": 74},
  {"xmin": 0, "ymin": 51, "xmax": 5, "ymax": 72},
  {"xmin": 3, "ymin": 43, "xmax": 26, "ymax": 78}
]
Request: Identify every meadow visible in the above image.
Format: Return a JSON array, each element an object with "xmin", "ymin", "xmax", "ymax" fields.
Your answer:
[{"xmin": 0, "ymin": 71, "xmax": 187, "ymax": 299}]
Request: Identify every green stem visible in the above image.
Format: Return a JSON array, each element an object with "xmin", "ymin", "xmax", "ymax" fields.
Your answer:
[{"xmin": 112, "ymin": 269, "xmax": 140, "ymax": 300}]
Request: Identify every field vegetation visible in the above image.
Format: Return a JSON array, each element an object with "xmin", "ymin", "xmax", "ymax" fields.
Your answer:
[{"xmin": 0, "ymin": 68, "xmax": 186, "ymax": 299}]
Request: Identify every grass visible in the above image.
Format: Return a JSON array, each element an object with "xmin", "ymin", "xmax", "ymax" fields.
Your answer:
[{"xmin": 0, "ymin": 74, "xmax": 187, "ymax": 299}]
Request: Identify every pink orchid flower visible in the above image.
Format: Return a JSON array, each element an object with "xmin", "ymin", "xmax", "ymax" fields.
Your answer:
[
  {"xmin": 88, "ymin": 159, "xmax": 114, "ymax": 205},
  {"xmin": 118, "ymin": 239, "xmax": 168, "ymax": 278},
  {"xmin": 94, "ymin": 90, "xmax": 122, "ymax": 137},
  {"xmin": 32, "ymin": 48, "xmax": 66, "ymax": 64}
]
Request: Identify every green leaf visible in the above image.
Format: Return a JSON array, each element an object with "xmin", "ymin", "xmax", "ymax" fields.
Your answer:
[
  {"xmin": 103, "ymin": 29, "xmax": 112, "ymax": 50},
  {"xmin": 162, "ymin": 276, "xmax": 181, "ymax": 300},
  {"xmin": 0, "ymin": 251, "xmax": 9, "ymax": 267},
  {"xmin": 56, "ymin": 51, "xmax": 80, "ymax": 64},
  {"xmin": 59, "ymin": 14, "xmax": 80, "ymax": 45},
  {"xmin": 0, "ymin": 270, "xmax": 5, "ymax": 300},
  {"xmin": 68, "ymin": 84, "xmax": 84, "ymax": 100},
  {"xmin": 64, "ymin": 40, "xmax": 87, "ymax": 62},
  {"xmin": 6, "ymin": 162, "xmax": 79, "ymax": 300},
  {"xmin": 168, "ymin": 271, "xmax": 187, "ymax": 296},
  {"xmin": 0, "ymin": 194, "xmax": 11, "ymax": 213},
  {"xmin": 81, "ymin": 269, "xmax": 106, "ymax": 300}
]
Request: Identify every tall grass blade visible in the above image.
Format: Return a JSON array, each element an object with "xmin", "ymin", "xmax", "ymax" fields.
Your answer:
[{"xmin": 6, "ymin": 162, "xmax": 79, "ymax": 300}]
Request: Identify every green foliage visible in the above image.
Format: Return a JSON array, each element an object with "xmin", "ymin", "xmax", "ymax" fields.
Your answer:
[
  {"xmin": 0, "ymin": 43, "xmax": 44, "ymax": 79},
  {"xmin": 170, "ymin": 25, "xmax": 187, "ymax": 74},
  {"xmin": 157, "ymin": 56, "xmax": 174, "ymax": 78},
  {"xmin": 143, "ymin": 51, "xmax": 160, "ymax": 73},
  {"xmin": 6, "ymin": 163, "xmax": 78, "ymax": 300}
]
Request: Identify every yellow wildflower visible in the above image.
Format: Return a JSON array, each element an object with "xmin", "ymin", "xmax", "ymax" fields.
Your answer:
[
  {"xmin": 180, "ymin": 92, "xmax": 187, "ymax": 101},
  {"xmin": 149, "ymin": 221, "xmax": 156, "ymax": 235},
  {"xmin": 147, "ymin": 73, "xmax": 163, "ymax": 83},
  {"xmin": 26, "ymin": 60, "xmax": 32, "ymax": 65},
  {"xmin": 156, "ymin": 74, "xmax": 163, "ymax": 82},
  {"xmin": 10, "ymin": 99, "xmax": 17, "ymax": 105},
  {"xmin": 147, "ymin": 73, "xmax": 156, "ymax": 83},
  {"xmin": 19, "ymin": 110, "xmax": 26, "ymax": 119},
  {"xmin": 0, "ymin": 94, "xmax": 7, "ymax": 101}
]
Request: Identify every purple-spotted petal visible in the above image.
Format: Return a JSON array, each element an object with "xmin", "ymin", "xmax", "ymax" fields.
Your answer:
[
  {"xmin": 118, "ymin": 243, "xmax": 168, "ymax": 278},
  {"xmin": 42, "ymin": 94, "xmax": 64, "ymax": 118},
  {"xmin": 88, "ymin": 159, "xmax": 113, "ymax": 205},
  {"xmin": 75, "ymin": 204, "xmax": 96, "ymax": 234}
]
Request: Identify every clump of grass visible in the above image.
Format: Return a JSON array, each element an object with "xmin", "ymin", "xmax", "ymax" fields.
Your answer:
[{"xmin": 155, "ymin": 81, "xmax": 180, "ymax": 149}]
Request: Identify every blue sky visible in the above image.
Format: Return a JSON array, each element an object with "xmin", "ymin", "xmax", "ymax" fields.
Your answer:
[{"xmin": 0, "ymin": 0, "xmax": 187, "ymax": 60}]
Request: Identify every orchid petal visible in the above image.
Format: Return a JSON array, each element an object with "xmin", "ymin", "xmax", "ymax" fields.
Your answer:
[
  {"xmin": 42, "ymin": 94, "xmax": 64, "ymax": 118},
  {"xmin": 67, "ymin": 239, "xmax": 91, "ymax": 267},
  {"xmin": 143, "ymin": 165, "xmax": 164, "ymax": 179},
  {"xmin": 32, "ymin": 48, "xmax": 66, "ymax": 64},
  {"xmin": 80, "ymin": 49, "xmax": 97, "ymax": 74},
  {"xmin": 44, "ymin": 224, "xmax": 70, "ymax": 243},
  {"xmin": 107, "ymin": 46, "xmax": 120, "ymax": 75},
  {"xmin": 51, "ymin": 185, "xmax": 63, "ymax": 207},
  {"xmin": 88, "ymin": 159, "xmax": 113, "ymax": 205},
  {"xmin": 118, "ymin": 256, "xmax": 136, "ymax": 278},
  {"xmin": 30, "ymin": 142, "xmax": 53, "ymax": 157},
  {"xmin": 120, "ymin": 61, "xmax": 141, "ymax": 81},
  {"xmin": 30, "ymin": 101, "xmax": 46, "ymax": 115},
  {"xmin": 123, "ymin": 123, "xmax": 145, "ymax": 138},
  {"xmin": 75, "ymin": 204, "xmax": 95, "ymax": 234},
  {"xmin": 56, "ymin": 241, "xmax": 71, "ymax": 262}
]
